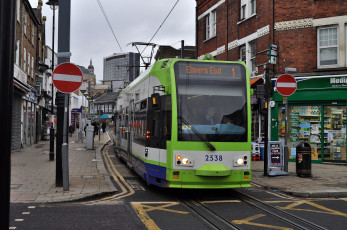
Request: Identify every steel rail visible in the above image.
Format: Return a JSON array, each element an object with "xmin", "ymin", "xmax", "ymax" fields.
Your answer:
[
  {"xmin": 180, "ymin": 199, "xmax": 241, "ymax": 230},
  {"xmin": 232, "ymin": 189, "xmax": 328, "ymax": 230}
]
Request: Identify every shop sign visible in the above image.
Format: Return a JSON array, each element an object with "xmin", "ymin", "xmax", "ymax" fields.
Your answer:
[
  {"xmin": 23, "ymin": 89, "xmax": 37, "ymax": 103},
  {"xmin": 297, "ymin": 76, "xmax": 347, "ymax": 90}
]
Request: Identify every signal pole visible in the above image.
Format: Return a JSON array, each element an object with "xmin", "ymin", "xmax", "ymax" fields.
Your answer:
[{"xmin": 0, "ymin": 0, "xmax": 16, "ymax": 228}]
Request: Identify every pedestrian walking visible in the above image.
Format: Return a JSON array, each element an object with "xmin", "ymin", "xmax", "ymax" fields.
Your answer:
[
  {"xmin": 68, "ymin": 123, "xmax": 74, "ymax": 137},
  {"xmin": 102, "ymin": 122, "xmax": 106, "ymax": 133}
]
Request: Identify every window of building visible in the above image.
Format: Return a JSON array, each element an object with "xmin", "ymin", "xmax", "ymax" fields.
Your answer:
[
  {"xmin": 250, "ymin": 42, "xmax": 256, "ymax": 73},
  {"xmin": 240, "ymin": 0, "xmax": 256, "ymax": 21},
  {"xmin": 205, "ymin": 10, "xmax": 216, "ymax": 40},
  {"xmin": 250, "ymin": 0, "xmax": 256, "ymax": 15},
  {"xmin": 16, "ymin": 0, "xmax": 20, "ymax": 22},
  {"xmin": 240, "ymin": 2, "xmax": 246, "ymax": 20},
  {"xmin": 16, "ymin": 40, "xmax": 20, "ymax": 65},
  {"xmin": 28, "ymin": 52, "xmax": 31, "ymax": 77},
  {"xmin": 31, "ymin": 24, "xmax": 35, "ymax": 44},
  {"xmin": 240, "ymin": 45, "xmax": 246, "ymax": 62},
  {"xmin": 318, "ymin": 26, "xmax": 338, "ymax": 67},
  {"xmin": 23, "ymin": 48, "xmax": 26, "ymax": 72},
  {"xmin": 31, "ymin": 56, "xmax": 34, "ymax": 77},
  {"xmin": 24, "ymin": 12, "xmax": 27, "ymax": 35}
]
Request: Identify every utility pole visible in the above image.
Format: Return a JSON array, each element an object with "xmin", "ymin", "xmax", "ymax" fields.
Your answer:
[
  {"xmin": 263, "ymin": 66, "xmax": 270, "ymax": 176},
  {"xmin": 0, "ymin": 0, "xmax": 16, "ymax": 228},
  {"xmin": 56, "ymin": 0, "xmax": 71, "ymax": 187}
]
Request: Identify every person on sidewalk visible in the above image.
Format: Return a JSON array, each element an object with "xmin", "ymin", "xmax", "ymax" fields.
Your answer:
[
  {"xmin": 102, "ymin": 122, "xmax": 106, "ymax": 133},
  {"xmin": 69, "ymin": 123, "xmax": 74, "ymax": 137}
]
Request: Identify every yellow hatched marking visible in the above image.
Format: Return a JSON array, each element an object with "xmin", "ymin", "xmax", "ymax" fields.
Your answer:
[
  {"xmin": 232, "ymin": 214, "xmax": 293, "ymax": 230},
  {"xmin": 278, "ymin": 201, "xmax": 347, "ymax": 217},
  {"xmin": 131, "ymin": 202, "xmax": 189, "ymax": 230},
  {"xmin": 131, "ymin": 202, "xmax": 161, "ymax": 230}
]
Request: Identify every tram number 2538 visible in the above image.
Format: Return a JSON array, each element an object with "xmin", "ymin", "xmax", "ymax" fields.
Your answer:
[{"xmin": 205, "ymin": 155, "xmax": 223, "ymax": 162}]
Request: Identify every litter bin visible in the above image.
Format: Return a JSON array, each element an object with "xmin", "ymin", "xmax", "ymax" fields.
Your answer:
[{"xmin": 296, "ymin": 141, "xmax": 312, "ymax": 177}]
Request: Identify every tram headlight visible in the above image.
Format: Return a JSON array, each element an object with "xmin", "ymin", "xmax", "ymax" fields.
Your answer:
[
  {"xmin": 181, "ymin": 158, "xmax": 190, "ymax": 165},
  {"xmin": 234, "ymin": 157, "xmax": 247, "ymax": 167},
  {"xmin": 175, "ymin": 155, "xmax": 193, "ymax": 167}
]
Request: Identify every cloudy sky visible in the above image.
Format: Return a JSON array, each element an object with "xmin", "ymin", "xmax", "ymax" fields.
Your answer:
[{"xmin": 28, "ymin": 0, "xmax": 196, "ymax": 83}]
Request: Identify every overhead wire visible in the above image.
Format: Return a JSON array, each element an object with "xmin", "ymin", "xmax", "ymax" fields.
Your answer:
[
  {"xmin": 96, "ymin": 0, "xmax": 132, "ymax": 85},
  {"xmin": 97, "ymin": 0, "xmax": 123, "ymax": 53},
  {"xmin": 141, "ymin": 0, "xmax": 180, "ymax": 56}
]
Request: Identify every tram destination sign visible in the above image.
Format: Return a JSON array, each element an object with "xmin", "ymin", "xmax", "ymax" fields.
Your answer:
[{"xmin": 175, "ymin": 61, "xmax": 245, "ymax": 80}]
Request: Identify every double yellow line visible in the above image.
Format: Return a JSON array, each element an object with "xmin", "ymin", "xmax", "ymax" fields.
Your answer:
[{"xmin": 87, "ymin": 140, "xmax": 135, "ymax": 203}]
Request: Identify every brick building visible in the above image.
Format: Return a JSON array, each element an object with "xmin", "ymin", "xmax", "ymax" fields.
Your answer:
[
  {"xmin": 13, "ymin": 0, "xmax": 47, "ymax": 149},
  {"xmin": 196, "ymin": 0, "xmax": 347, "ymax": 163}
]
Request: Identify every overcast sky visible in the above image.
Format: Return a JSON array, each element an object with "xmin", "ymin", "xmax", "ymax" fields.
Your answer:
[{"xmin": 28, "ymin": 0, "xmax": 196, "ymax": 83}]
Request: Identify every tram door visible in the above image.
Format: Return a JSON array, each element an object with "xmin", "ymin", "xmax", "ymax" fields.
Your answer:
[{"xmin": 127, "ymin": 100, "xmax": 135, "ymax": 166}]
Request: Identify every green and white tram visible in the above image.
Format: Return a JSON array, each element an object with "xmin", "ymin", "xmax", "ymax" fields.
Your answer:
[{"xmin": 113, "ymin": 55, "xmax": 251, "ymax": 189}]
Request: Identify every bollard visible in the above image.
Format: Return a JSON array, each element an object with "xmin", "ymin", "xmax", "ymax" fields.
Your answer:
[
  {"xmin": 86, "ymin": 125, "xmax": 94, "ymax": 150},
  {"xmin": 296, "ymin": 141, "xmax": 312, "ymax": 177},
  {"xmin": 49, "ymin": 128, "xmax": 55, "ymax": 161}
]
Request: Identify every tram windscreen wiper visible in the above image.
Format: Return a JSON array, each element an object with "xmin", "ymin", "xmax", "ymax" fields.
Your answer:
[{"xmin": 178, "ymin": 116, "xmax": 216, "ymax": 151}]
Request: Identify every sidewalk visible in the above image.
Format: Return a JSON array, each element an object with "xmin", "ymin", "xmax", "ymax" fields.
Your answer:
[
  {"xmin": 252, "ymin": 160, "xmax": 347, "ymax": 198},
  {"xmin": 10, "ymin": 131, "xmax": 117, "ymax": 203}
]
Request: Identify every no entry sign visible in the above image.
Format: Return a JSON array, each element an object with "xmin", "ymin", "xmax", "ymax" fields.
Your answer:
[
  {"xmin": 52, "ymin": 63, "xmax": 83, "ymax": 93},
  {"xmin": 276, "ymin": 74, "xmax": 297, "ymax": 96}
]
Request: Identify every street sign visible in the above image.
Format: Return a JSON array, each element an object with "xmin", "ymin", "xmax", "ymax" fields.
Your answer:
[
  {"xmin": 276, "ymin": 74, "xmax": 297, "ymax": 96},
  {"xmin": 268, "ymin": 44, "xmax": 279, "ymax": 65},
  {"xmin": 268, "ymin": 141, "xmax": 284, "ymax": 168},
  {"xmin": 52, "ymin": 63, "xmax": 83, "ymax": 93}
]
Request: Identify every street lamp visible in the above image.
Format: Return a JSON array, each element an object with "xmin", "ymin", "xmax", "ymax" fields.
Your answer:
[{"xmin": 46, "ymin": 0, "xmax": 59, "ymax": 161}]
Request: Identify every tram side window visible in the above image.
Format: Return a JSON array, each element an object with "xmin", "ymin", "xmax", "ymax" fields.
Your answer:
[
  {"xmin": 134, "ymin": 101, "xmax": 147, "ymax": 146},
  {"xmin": 146, "ymin": 95, "xmax": 171, "ymax": 149}
]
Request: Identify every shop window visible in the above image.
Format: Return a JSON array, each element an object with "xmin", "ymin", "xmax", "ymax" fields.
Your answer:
[
  {"xmin": 323, "ymin": 106, "xmax": 346, "ymax": 161},
  {"xmin": 279, "ymin": 106, "xmax": 322, "ymax": 161},
  {"xmin": 318, "ymin": 26, "xmax": 338, "ymax": 67}
]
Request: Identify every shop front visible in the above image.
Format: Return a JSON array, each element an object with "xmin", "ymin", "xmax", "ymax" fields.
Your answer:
[{"xmin": 271, "ymin": 75, "xmax": 347, "ymax": 163}]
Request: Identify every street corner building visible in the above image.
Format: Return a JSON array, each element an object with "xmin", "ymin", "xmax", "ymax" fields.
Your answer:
[{"xmin": 195, "ymin": 0, "xmax": 347, "ymax": 164}]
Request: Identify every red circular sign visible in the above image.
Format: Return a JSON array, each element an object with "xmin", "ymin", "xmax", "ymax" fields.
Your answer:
[
  {"xmin": 52, "ymin": 63, "xmax": 83, "ymax": 93},
  {"xmin": 276, "ymin": 74, "xmax": 297, "ymax": 96}
]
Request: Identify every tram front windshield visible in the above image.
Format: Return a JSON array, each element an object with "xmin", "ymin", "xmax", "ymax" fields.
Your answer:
[{"xmin": 174, "ymin": 61, "xmax": 248, "ymax": 142}]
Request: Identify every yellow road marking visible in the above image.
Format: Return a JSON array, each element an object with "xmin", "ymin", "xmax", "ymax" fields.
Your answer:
[
  {"xmin": 200, "ymin": 200, "xmax": 241, "ymax": 204},
  {"xmin": 278, "ymin": 201, "xmax": 347, "ymax": 217},
  {"xmin": 131, "ymin": 202, "xmax": 189, "ymax": 230},
  {"xmin": 232, "ymin": 214, "xmax": 293, "ymax": 230},
  {"xmin": 87, "ymin": 145, "xmax": 135, "ymax": 203},
  {"xmin": 131, "ymin": 203, "xmax": 161, "ymax": 230}
]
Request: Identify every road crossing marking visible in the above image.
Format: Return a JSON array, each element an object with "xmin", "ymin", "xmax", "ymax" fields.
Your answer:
[
  {"xmin": 278, "ymin": 201, "xmax": 347, "ymax": 217},
  {"xmin": 131, "ymin": 202, "xmax": 189, "ymax": 230},
  {"xmin": 232, "ymin": 214, "xmax": 293, "ymax": 230}
]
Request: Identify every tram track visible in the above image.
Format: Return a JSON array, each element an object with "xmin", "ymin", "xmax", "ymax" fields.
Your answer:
[
  {"xmin": 231, "ymin": 189, "xmax": 328, "ymax": 230},
  {"xmin": 180, "ymin": 199, "xmax": 241, "ymax": 230}
]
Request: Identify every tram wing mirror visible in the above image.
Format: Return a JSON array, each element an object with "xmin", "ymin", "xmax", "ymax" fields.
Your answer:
[{"xmin": 150, "ymin": 93, "xmax": 161, "ymax": 110}]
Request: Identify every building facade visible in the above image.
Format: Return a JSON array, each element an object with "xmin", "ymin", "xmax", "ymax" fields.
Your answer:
[
  {"xmin": 13, "ymin": 0, "xmax": 47, "ymax": 149},
  {"xmin": 195, "ymin": 0, "xmax": 347, "ymax": 163},
  {"xmin": 103, "ymin": 52, "xmax": 140, "ymax": 84}
]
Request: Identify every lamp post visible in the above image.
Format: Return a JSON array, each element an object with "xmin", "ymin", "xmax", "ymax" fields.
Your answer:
[{"xmin": 46, "ymin": 0, "xmax": 59, "ymax": 161}]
